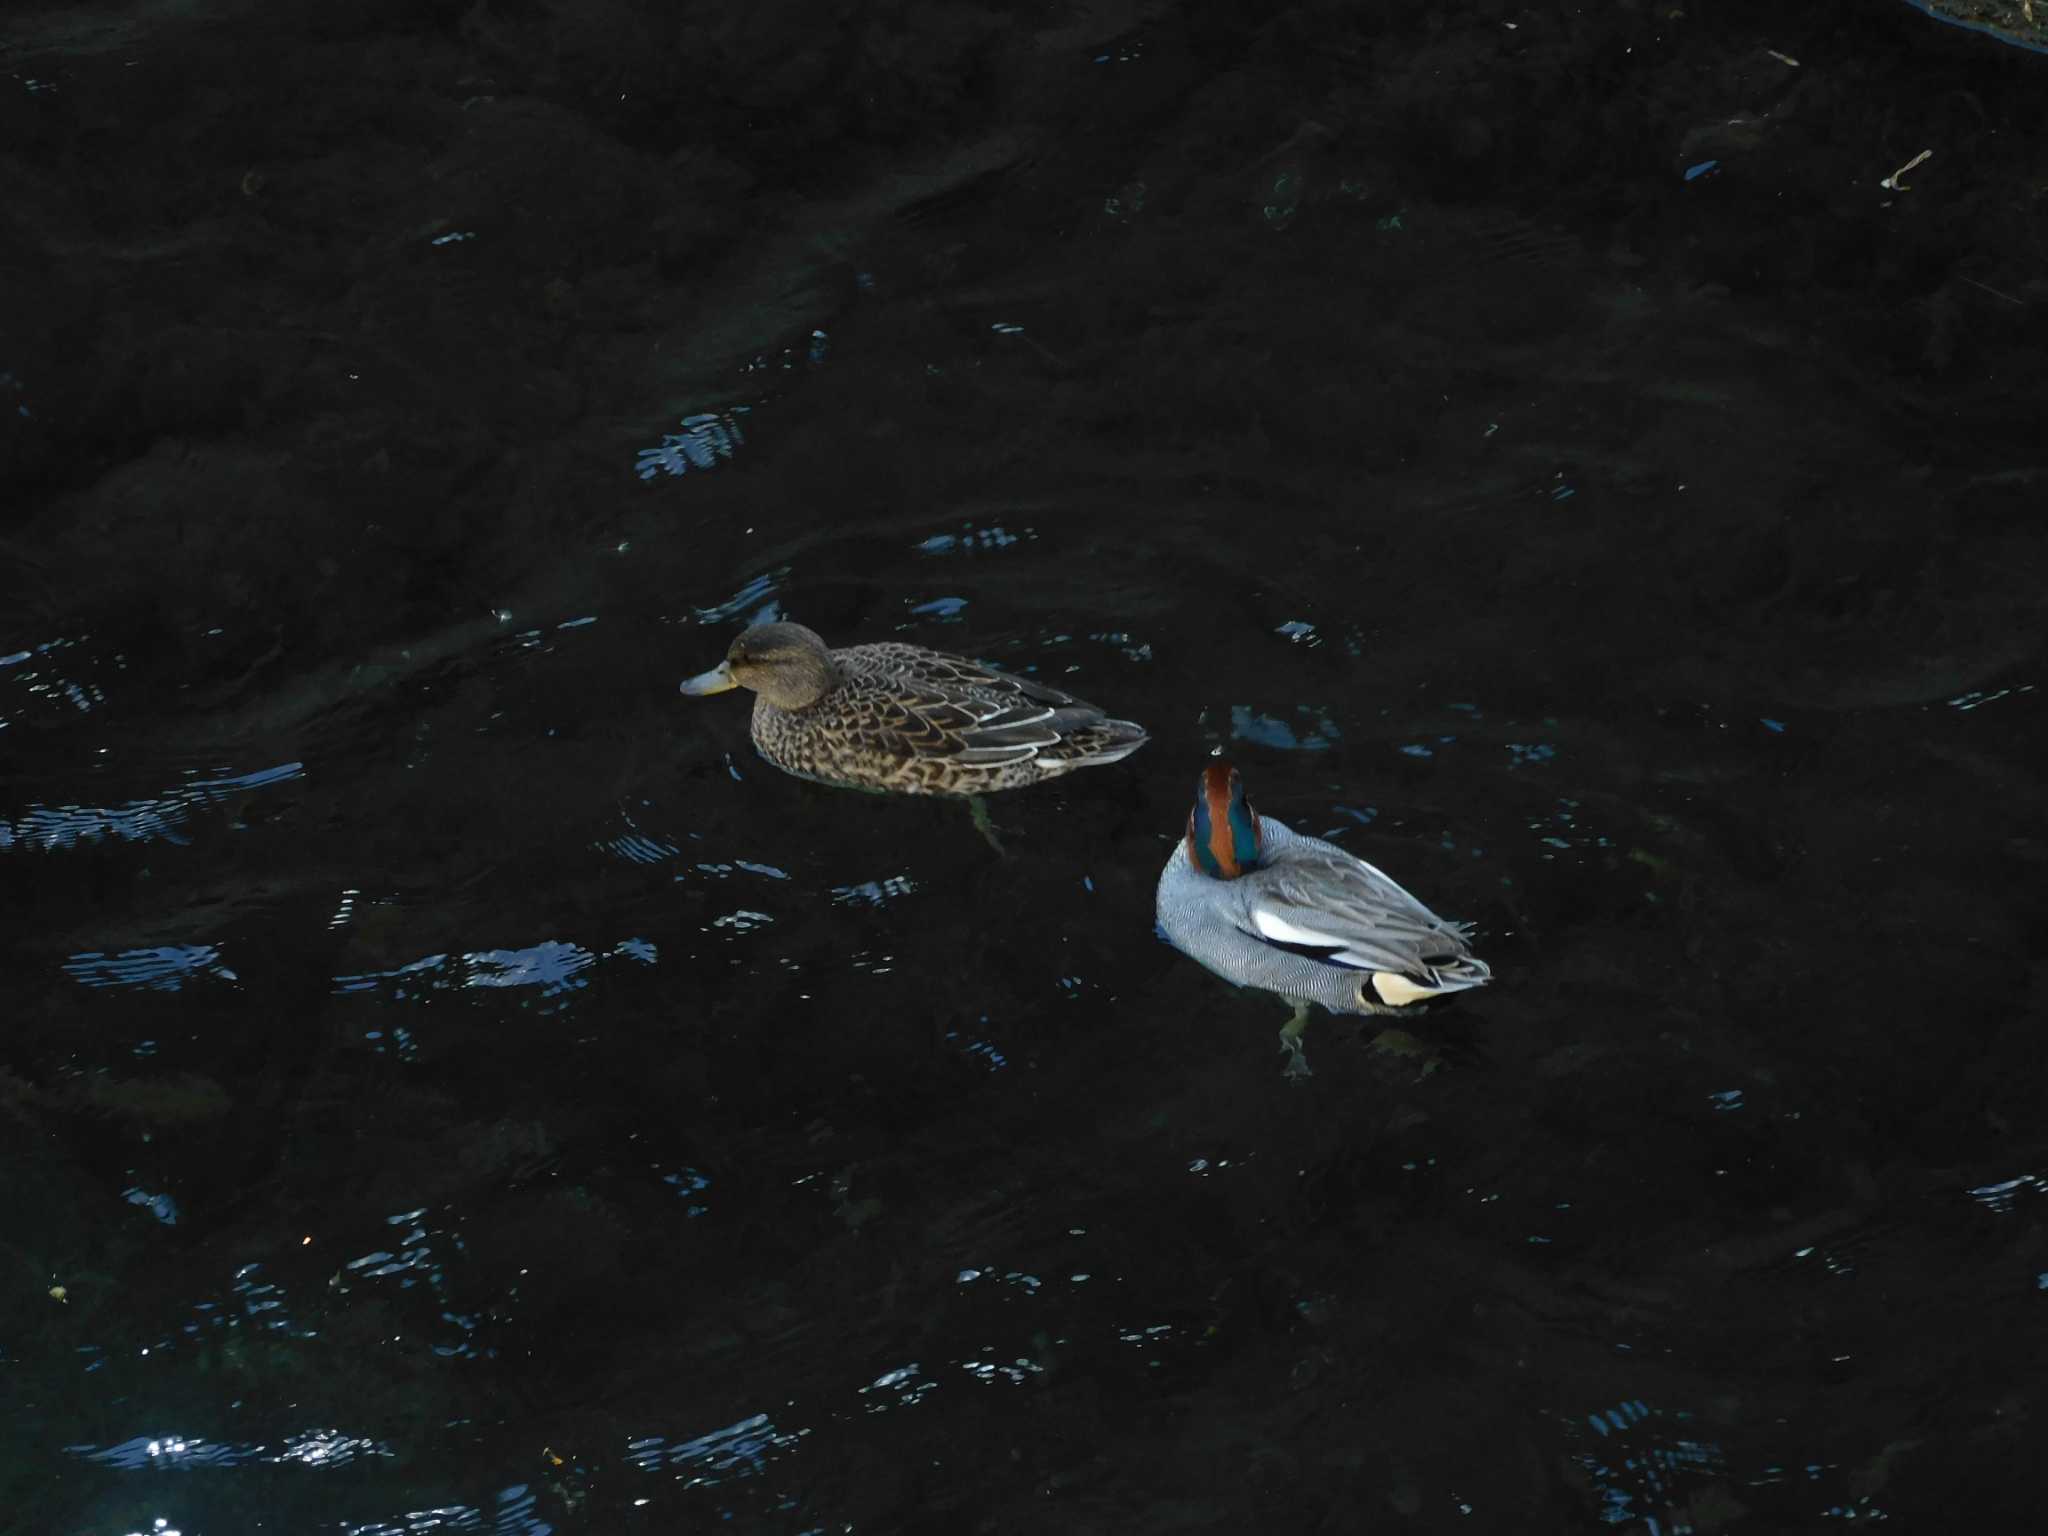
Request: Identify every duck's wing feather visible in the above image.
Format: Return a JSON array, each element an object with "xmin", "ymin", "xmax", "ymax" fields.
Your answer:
[
  {"xmin": 833, "ymin": 645, "xmax": 1133, "ymax": 765},
  {"xmin": 848, "ymin": 644, "xmax": 1084, "ymax": 704},
  {"xmin": 1239, "ymin": 833, "xmax": 1487, "ymax": 986}
]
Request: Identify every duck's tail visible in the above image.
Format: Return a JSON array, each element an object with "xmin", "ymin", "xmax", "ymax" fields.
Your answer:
[{"xmin": 1366, "ymin": 950, "xmax": 1491, "ymax": 1009}]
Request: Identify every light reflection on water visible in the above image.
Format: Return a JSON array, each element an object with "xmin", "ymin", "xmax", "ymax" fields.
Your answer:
[
  {"xmin": 70, "ymin": 1428, "xmax": 395, "ymax": 1470},
  {"xmin": 915, "ymin": 522, "xmax": 1035, "ymax": 555},
  {"xmin": 330, "ymin": 1207, "xmax": 488, "ymax": 1361},
  {"xmin": 690, "ymin": 567, "xmax": 788, "ymax": 626},
  {"xmin": 1965, "ymin": 1170, "xmax": 2047, "ymax": 1215},
  {"xmin": 63, "ymin": 944, "xmax": 239, "ymax": 992},
  {"xmin": 594, "ymin": 829, "xmax": 679, "ymax": 865},
  {"xmin": 660, "ymin": 1166, "xmax": 712, "ymax": 1215},
  {"xmin": 1529, "ymin": 797, "xmax": 1612, "ymax": 858},
  {"xmin": 340, "ymin": 1484, "xmax": 553, "ymax": 1536},
  {"xmin": 830, "ymin": 874, "xmax": 918, "ymax": 906},
  {"xmin": 0, "ymin": 761, "xmax": 304, "ymax": 851},
  {"xmin": 1565, "ymin": 1396, "xmax": 1893, "ymax": 1530},
  {"xmin": 625, "ymin": 1412, "xmax": 808, "ymax": 1484},
  {"xmin": 1568, "ymin": 1397, "xmax": 1730, "ymax": 1532},
  {"xmin": 1946, "ymin": 682, "xmax": 2036, "ymax": 712},
  {"xmin": 957, "ymin": 1353, "xmax": 1043, "ymax": 1386},
  {"xmin": 635, "ymin": 406, "xmax": 749, "ymax": 481},
  {"xmin": 0, "ymin": 633, "xmax": 106, "ymax": 728},
  {"xmin": 708, "ymin": 909, "xmax": 774, "ymax": 934},
  {"xmin": 68, "ymin": 1262, "xmax": 316, "ymax": 1382},
  {"xmin": 690, "ymin": 858, "xmax": 790, "ymax": 881},
  {"xmin": 857, "ymin": 1362, "xmax": 938, "ymax": 1413},
  {"xmin": 332, "ymin": 938, "xmax": 656, "ymax": 998},
  {"xmin": 123, "ymin": 1185, "xmax": 180, "ymax": 1225},
  {"xmin": 946, "ymin": 1027, "xmax": 1009, "ymax": 1071},
  {"xmin": 1229, "ymin": 703, "xmax": 1340, "ymax": 751}
]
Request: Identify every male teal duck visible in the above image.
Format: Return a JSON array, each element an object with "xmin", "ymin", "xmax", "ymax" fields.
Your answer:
[
  {"xmin": 1155, "ymin": 760, "xmax": 1490, "ymax": 1077},
  {"xmin": 681, "ymin": 622, "xmax": 1149, "ymax": 798}
]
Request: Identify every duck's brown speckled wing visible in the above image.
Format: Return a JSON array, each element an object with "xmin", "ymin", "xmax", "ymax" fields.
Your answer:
[
  {"xmin": 841, "ymin": 644, "xmax": 1089, "ymax": 763},
  {"xmin": 750, "ymin": 642, "xmax": 1147, "ymax": 793}
]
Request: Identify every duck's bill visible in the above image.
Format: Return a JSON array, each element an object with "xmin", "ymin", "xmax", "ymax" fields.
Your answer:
[{"xmin": 679, "ymin": 661, "xmax": 738, "ymax": 696}]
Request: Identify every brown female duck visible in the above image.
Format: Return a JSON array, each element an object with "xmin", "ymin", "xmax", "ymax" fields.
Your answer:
[{"xmin": 680, "ymin": 622, "xmax": 1148, "ymax": 797}]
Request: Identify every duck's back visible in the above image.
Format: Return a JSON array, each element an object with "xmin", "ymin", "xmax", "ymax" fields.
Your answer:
[
  {"xmin": 1247, "ymin": 820, "xmax": 1488, "ymax": 981},
  {"xmin": 750, "ymin": 643, "xmax": 1145, "ymax": 795}
]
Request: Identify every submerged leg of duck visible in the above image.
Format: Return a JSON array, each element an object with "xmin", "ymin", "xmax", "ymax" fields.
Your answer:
[
  {"xmin": 1279, "ymin": 1000, "xmax": 1313, "ymax": 1080},
  {"xmin": 966, "ymin": 794, "xmax": 1008, "ymax": 857}
]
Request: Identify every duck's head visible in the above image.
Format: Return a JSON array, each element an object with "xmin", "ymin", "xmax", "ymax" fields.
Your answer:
[
  {"xmin": 680, "ymin": 621, "xmax": 839, "ymax": 710},
  {"xmin": 1185, "ymin": 759, "xmax": 1261, "ymax": 879}
]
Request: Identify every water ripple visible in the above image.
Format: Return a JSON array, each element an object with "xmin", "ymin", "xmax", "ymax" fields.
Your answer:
[
  {"xmin": 333, "ymin": 938, "xmax": 656, "ymax": 999},
  {"xmin": 67, "ymin": 1428, "xmax": 395, "ymax": 1471},
  {"xmin": 71, "ymin": 1433, "xmax": 252, "ymax": 1470},
  {"xmin": 1230, "ymin": 704, "xmax": 1340, "ymax": 752},
  {"xmin": 0, "ymin": 632, "xmax": 105, "ymax": 728},
  {"xmin": 1568, "ymin": 1396, "xmax": 1730, "ymax": 1532},
  {"xmin": 464, "ymin": 941, "xmax": 598, "ymax": 993},
  {"xmin": 271, "ymin": 1429, "xmax": 397, "ymax": 1467},
  {"xmin": 914, "ymin": 521, "xmax": 1036, "ymax": 555},
  {"xmin": 596, "ymin": 831, "xmax": 681, "ymax": 865},
  {"xmin": 830, "ymin": 874, "xmax": 918, "ymax": 906},
  {"xmin": 341, "ymin": 1484, "xmax": 552, "ymax": 1536},
  {"xmin": 335, "ymin": 1206, "xmax": 486, "ymax": 1360},
  {"xmin": 625, "ymin": 1412, "xmax": 807, "ymax": 1484},
  {"xmin": 692, "ymin": 567, "xmax": 788, "ymax": 626},
  {"xmin": 1966, "ymin": 1169, "xmax": 2046, "ymax": 1215},
  {"xmin": 635, "ymin": 407, "xmax": 749, "ymax": 481},
  {"xmin": 856, "ymin": 1362, "xmax": 938, "ymax": 1414},
  {"xmin": 64, "ymin": 944, "xmax": 238, "ymax": 992},
  {"xmin": 1, "ymin": 761, "xmax": 304, "ymax": 852}
]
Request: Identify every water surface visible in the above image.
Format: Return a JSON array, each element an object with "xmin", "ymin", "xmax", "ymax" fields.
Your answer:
[{"xmin": 5, "ymin": 2, "xmax": 2048, "ymax": 1531}]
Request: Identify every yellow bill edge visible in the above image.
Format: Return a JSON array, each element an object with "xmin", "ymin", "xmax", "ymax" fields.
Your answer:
[{"xmin": 679, "ymin": 661, "xmax": 738, "ymax": 696}]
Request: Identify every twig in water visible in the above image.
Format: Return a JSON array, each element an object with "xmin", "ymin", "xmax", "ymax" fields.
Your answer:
[
  {"xmin": 1880, "ymin": 149, "xmax": 1932, "ymax": 192},
  {"xmin": 1958, "ymin": 276, "xmax": 2025, "ymax": 307}
]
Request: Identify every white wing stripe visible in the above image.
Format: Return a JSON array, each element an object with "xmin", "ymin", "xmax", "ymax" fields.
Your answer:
[{"xmin": 1251, "ymin": 909, "xmax": 1349, "ymax": 948}]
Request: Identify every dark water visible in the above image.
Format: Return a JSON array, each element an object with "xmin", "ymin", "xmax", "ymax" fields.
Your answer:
[{"xmin": 6, "ymin": 1, "xmax": 2048, "ymax": 1530}]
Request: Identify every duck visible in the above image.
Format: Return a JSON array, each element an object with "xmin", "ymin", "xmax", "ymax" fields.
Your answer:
[
  {"xmin": 1155, "ymin": 759, "xmax": 1490, "ymax": 1077},
  {"xmin": 680, "ymin": 622, "xmax": 1149, "ymax": 804}
]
